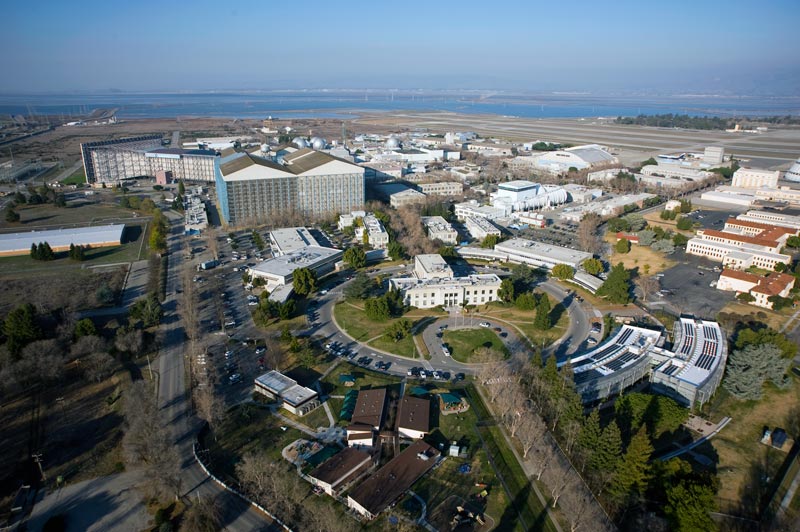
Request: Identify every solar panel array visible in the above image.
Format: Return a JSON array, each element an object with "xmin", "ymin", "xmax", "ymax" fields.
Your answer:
[
  {"xmin": 680, "ymin": 320, "xmax": 722, "ymax": 374},
  {"xmin": 661, "ymin": 364, "xmax": 681, "ymax": 376}
]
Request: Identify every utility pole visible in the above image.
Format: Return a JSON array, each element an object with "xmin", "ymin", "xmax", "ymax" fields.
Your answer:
[{"xmin": 32, "ymin": 453, "xmax": 46, "ymax": 481}]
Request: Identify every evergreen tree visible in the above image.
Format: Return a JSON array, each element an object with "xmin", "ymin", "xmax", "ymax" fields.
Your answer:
[
  {"xmin": 590, "ymin": 420, "xmax": 622, "ymax": 477},
  {"xmin": 292, "ymin": 267, "xmax": 318, "ymax": 296},
  {"xmin": 343, "ymin": 246, "xmax": 367, "ymax": 269},
  {"xmin": 3, "ymin": 303, "xmax": 41, "ymax": 357},
  {"xmin": 609, "ymin": 425, "xmax": 653, "ymax": 504},
  {"xmin": 597, "ymin": 263, "xmax": 632, "ymax": 304},
  {"xmin": 551, "ymin": 263, "xmax": 574, "ymax": 280},
  {"xmin": 723, "ymin": 344, "xmax": 791, "ymax": 400},
  {"xmin": 6, "ymin": 207, "xmax": 20, "ymax": 223},
  {"xmin": 498, "ymin": 278, "xmax": 515, "ymax": 303},
  {"xmin": 582, "ymin": 258, "xmax": 604, "ymax": 276},
  {"xmin": 343, "ymin": 272, "xmax": 373, "ymax": 299},
  {"xmin": 665, "ymin": 482, "xmax": 718, "ymax": 532},
  {"xmin": 30, "ymin": 243, "xmax": 39, "ymax": 259},
  {"xmin": 615, "ymin": 238, "xmax": 631, "ymax": 254},
  {"xmin": 534, "ymin": 293, "xmax": 552, "ymax": 330},
  {"xmin": 515, "ymin": 291, "xmax": 537, "ymax": 310}
]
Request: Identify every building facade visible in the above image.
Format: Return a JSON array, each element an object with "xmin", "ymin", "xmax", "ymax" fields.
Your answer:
[
  {"xmin": 390, "ymin": 273, "xmax": 501, "ymax": 308},
  {"xmin": 417, "ymin": 181, "xmax": 463, "ymax": 196},
  {"xmin": 465, "ymin": 216, "xmax": 501, "ymax": 240},
  {"xmin": 732, "ymin": 167, "xmax": 781, "ymax": 189},
  {"xmin": 215, "ymin": 149, "xmax": 365, "ymax": 224},
  {"xmin": 421, "ymin": 216, "xmax": 458, "ymax": 244}
]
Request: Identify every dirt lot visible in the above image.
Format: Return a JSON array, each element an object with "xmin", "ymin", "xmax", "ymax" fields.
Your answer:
[{"xmin": 604, "ymin": 233, "xmax": 676, "ymax": 274}]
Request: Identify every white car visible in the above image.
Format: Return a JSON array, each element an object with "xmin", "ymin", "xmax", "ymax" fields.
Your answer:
[
  {"xmin": 442, "ymin": 345, "xmax": 451, "ymax": 357},
  {"xmin": 479, "ymin": 322, "xmax": 490, "ymax": 328},
  {"xmin": 320, "ymin": 289, "xmax": 328, "ymax": 295}
]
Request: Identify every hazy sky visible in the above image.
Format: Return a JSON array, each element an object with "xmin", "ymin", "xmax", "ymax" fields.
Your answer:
[{"xmin": 3, "ymin": 0, "xmax": 799, "ymax": 94}]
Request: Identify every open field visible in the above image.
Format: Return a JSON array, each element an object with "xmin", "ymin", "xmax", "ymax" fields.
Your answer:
[
  {"xmin": 443, "ymin": 328, "xmax": 509, "ymax": 362},
  {"xmin": 717, "ymin": 301, "xmax": 794, "ymax": 331},
  {"xmin": 702, "ymin": 381, "xmax": 800, "ymax": 513},
  {"xmin": 319, "ymin": 363, "xmax": 401, "ymax": 400},
  {"xmin": 604, "ymin": 232, "xmax": 677, "ymax": 274},
  {"xmin": 479, "ymin": 293, "xmax": 569, "ymax": 348},
  {"xmin": 0, "ymin": 197, "xmax": 140, "ymax": 230},
  {"xmin": 61, "ymin": 169, "xmax": 86, "ymax": 185}
]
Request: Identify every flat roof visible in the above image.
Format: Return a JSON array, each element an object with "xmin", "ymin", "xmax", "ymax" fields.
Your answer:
[
  {"xmin": 281, "ymin": 383, "xmax": 318, "ymax": 407},
  {"xmin": 495, "ymin": 238, "xmax": 592, "ymax": 266},
  {"xmin": 254, "ymin": 370, "xmax": 296, "ymax": 394},
  {"xmin": 269, "ymin": 227, "xmax": 320, "ymax": 255},
  {"xmin": 351, "ymin": 388, "xmax": 387, "ymax": 428},
  {"xmin": 309, "ymin": 447, "xmax": 372, "ymax": 487},
  {"xmin": 414, "ymin": 254, "xmax": 452, "ymax": 275},
  {"xmin": 348, "ymin": 441, "xmax": 439, "ymax": 517},
  {"xmin": 249, "ymin": 246, "xmax": 342, "ymax": 280},
  {"xmin": 397, "ymin": 396, "xmax": 430, "ymax": 433},
  {"xmin": 391, "ymin": 273, "xmax": 501, "ymax": 290},
  {"xmin": 499, "ymin": 180, "xmax": 538, "ymax": 191},
  {"xmin": 0, "ymin": 224, "xmax": 125, "ymax": 254}
]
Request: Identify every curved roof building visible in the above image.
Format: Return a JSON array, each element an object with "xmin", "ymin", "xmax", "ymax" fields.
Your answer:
[{"xmin": 785, "ymin": 157, "xmax": 800, "ymax": 182}]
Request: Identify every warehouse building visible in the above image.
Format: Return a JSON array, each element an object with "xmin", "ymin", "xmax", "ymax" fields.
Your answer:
[
  {"xmin": 248, "ymin": 246, "xmax": 342, "ymax": 299},
  {"xmin": 493, "ymin": 238, "xmax": 592, "ymax": 270},
  {"xmin": 490, "ymin": 180, "xmax": 568, "ymax": 214},
  {"xmin": 82, "ymin": 135, "xmax": 219, "ymax": 184},
  {"xmin": 417, "ymin": 181, "xmax": 463, "ymax": 196},
  {"xmin": 0, "ymin": 224, "xmax": 125, "ymax": 256},
  {"xmin": 216, "ymin": 149, "xmax": 364, "ymax": 224},
  {"xmin": 268, "ymin": 227, "xmax": 320, "ymax": 256},
  {"xmin": 732, "ymin": 167, "xmax": 781, "ymax": 189},
  {"xmin": 520, "ymin": 144, "xmax": 617, "ymax": 173},
  {"xmin": 465, "ymin": 216, "xmax": 502, "ymax": 240}
]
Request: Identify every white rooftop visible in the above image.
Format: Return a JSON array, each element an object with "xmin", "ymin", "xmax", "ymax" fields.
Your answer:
[
  {"xmin": 0, "ymin": 224, "xmax": 125, "ymax": 254},
  {"xmin": 249, "ymin": 245, "xmax": 341, "ymax": 279},
  {"xmin": 495, "ymin": 238, "xmax": 592, "ymax": 267},
  {"xmin": 269, "ymin": 227, "xmax": 320, "ymax": 256}
]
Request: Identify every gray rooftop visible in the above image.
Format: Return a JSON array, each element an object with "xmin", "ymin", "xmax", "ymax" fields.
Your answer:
[
  {"xmin": 495, "ymin": 238, "xmax": 592, "ymax": 267},
  {"xmin": 0, "ymin": 224, "xmax": 125, "ymax": 254},
  {"xmin": 249, "ymin": 246, "xmax": 342, "ymax": 279},
  {"xmin": 269, "ymin": 227, "xmax": 320, "ymax": 256},
  {"xmin": 255, "ymin": 370, "xmax": 296, "ymax": 394}
]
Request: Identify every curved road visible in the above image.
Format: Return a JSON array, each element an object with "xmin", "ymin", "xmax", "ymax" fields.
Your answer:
[{"xmin": 306, "ymin": 265, "xmax": 597, "ymax": 379}]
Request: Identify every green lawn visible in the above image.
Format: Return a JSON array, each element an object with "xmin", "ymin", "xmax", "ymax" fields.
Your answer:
[
  {"xmin": 1, "ymin": 201, "xmax": 139, "ymax": 230},
  {"xmin": 333, "ymin": 301, "xmax": 445, "ymax": 358},
  {"xmin": 443, "ymin": 328, "xmax": 509, "ymax": 362},
  {"xmin": 61, "ymin": 169, "xmax": 86, "ymax": 185},
  {"xmin": 479, "ymin": 292, "xmax": 569, "ymax": 350},
  {"xmin": 279, "ymin": 403, "xmax": 331, "ymax": 431}
]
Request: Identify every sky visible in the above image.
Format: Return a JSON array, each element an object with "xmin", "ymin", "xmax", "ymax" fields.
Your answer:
[{"xmin": 2, "ymin": 0, "xmax": 799, "ymax": 94}]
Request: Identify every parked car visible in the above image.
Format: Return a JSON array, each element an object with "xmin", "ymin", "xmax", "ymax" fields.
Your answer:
[{"xmin": 479, "ymin": 321, "xmax": 490, "ymax": 328}]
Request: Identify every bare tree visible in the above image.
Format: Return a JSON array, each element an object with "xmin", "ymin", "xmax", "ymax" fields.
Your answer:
[
  {"xmin": 115, "ymin": 329, "xmax": 144, "ymax": 356},
  {"xmin": 497, "ymin": 386, "xmax": 526, "ymax": 438},
  {"xmin": 83, "ymin": 351, "xmax": 117, "ymax": 382},
  {"xmin": 544, "ymin": 463, "xmax": 572, "ymax": 508},
  {"xmin": 636, "ymin": 275, "xmax": 660, "ymax": 303},
  {"xmin": 531, "ymin": 443, "xmax": 556, "ymax": 481},
  {"xmin": 180, "ymin": 496, "xmax": 222, "ymax": 532},
  {"xmin": 205, "ymin": 227, "xmax": 219, "ymax": 260},
  {"xmin": 558, "ymin": 479, "xmax": 597, "ymax": 532},
  {"xmin": 578, "ymin": 213, "xmax": 602, "ymax": 255},
  {"xmin": 517, "ymin": 413, "xmax": 546, "ymax": 459},
  {"xmin": 194, "ymin": 383, "xmax": 226, "ymax": 437}
]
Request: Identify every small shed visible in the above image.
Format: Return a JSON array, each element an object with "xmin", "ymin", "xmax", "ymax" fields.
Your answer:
[
  {"xmin": 439, "ymin": 393, "xmax": 463, "ymax": 411},
  {"xmin": 771, "ymin": 428, "xmax": 788, "ymax": 449}
]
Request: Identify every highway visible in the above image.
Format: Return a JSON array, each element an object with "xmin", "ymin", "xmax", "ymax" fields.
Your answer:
[{"xmin": 157, "ymin": 211, "xmax": 278, "ymax": 531}]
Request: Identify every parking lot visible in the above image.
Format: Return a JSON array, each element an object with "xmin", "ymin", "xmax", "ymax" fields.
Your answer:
[
  {"xmin": 654, "ymin": 249, "xmax": 736, "ymax": 319},
  {"xmin": 682, "ymin": 209, "xmax": 738, "ymax": 230}
]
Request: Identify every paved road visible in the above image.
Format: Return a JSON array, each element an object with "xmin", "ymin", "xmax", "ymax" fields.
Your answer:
[
  {"xmin": 27, "ymin": 472, "xmax": 149, "ymax": 532},
  {"xmin": 307, "ymin": 265, "xmax": 596, "ymax": 379},
  {"xmin": 157, "ymin": 212, "xmax": 279, "ymax": 531}
]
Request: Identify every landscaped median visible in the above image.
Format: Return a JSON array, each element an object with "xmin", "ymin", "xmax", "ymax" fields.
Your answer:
[
  {"xmin": 333, "ymin": 300, "xmax": 445, "ymax": 358},
  {"xmin": 442, "ymin": 328, "xmax": 509, "ymax": 363}
]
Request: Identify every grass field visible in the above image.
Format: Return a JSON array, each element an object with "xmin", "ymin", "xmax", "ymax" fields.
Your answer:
[
  {"xmin": 279, "ymin": 403, "xmax": 331, "ymax": 432},
  {"xmin": 604, "ymin": 232, "xmax": 676, "ymax": 274},
  {"xmin": 718, "ymin": 301, "xmax": 794, "ymax": 331},
  {"xmin": 443, "ymin": 328, "xmax": 509, "ymax": 362},
  {"xmin": 703, "ymin": 381, "xmax": 800, "ymax": 510},
  {"xmin": 0, "ymin": 200, "xmax": 138, "ymax": 230},
  {"xmin": 319, "ymin": 362, "xmax": 401, "ymax": 400},
  {"xmin": 61, "ymin": 169, "xmax": 86, "ymax": 185},
  {"xmin": 333, "ymin": 301, "xmax": 446, "ymax": 358},
  {"xmin": 479, "ymin": 293, "xmax": 570, "ymax": 350}
]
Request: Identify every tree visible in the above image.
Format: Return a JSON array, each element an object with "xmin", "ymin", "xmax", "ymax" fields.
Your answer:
[
  {"xmin": 5, "ymin": 207, "xmax": 20, "ymax": 223},
  {"xmin": 387, "ymin": 240, "xmax": 406, "ymax": 261},
  {"xmin": 4, "ymin": 303, "xmax": 41, "ymax": 357},
  {"xmin": 723, "ymin": 344, "xmax": 791, "ymax": 400},
  {"xmin": 481, "ymin": 234, "xmax": 500, "ymax": 248},
  {"xmin": 665, "ymin": 482, "xmax": 718, "ymax": 532},
  {"xmin": 637, "ymin": 229, "xmax": 656, "ymax": 246},
  {"xmin": 343, "ymin": 246, "xmax": 366, "ymax": 269},
  {"xmin": 676, "ymin": 216, "xmax": 693, "ymax": 231},
  {"xmin": 615, "ymin": 238, "xmax": 631, "ymax": 254},
  {"xmin": 786, "ymin": 236, "xmax": 800, "ymax": 249},
  {"xmin": 640, "ymin": 157, "xmax": 658, "ymax": 167},
  {"xmin": 74, "ymin": 318, "xmax": 97, "ymax": 338},
  {"xmin": 735, "ymin": 327, "xmax": 797, "ymax": 359},
  {"xmin": 278, "ymin": 299, "xmax": 296, "ymax": 320},
  {"xmin": 344, "ymin": 272, "xmax": 373, "ymax": 299},
  {"xmin": 577, "ymin": 409, "xmax": 602, "ymax": 470},
  {"xmin": 130, "ymin": 293, "xmax": 163, "ymax": 328},
  {"xmin": 607, "ymin": 218, "xmax": 630, "ymax": 233},
  {"xmin": 673, "ymin": 233, "xmax": 689, "ymax": 247},
  {"xmin": 551, "ymin": 263, "xmax": 575, "ymax": 280},
  {"xmin": 179, "ymin": 497, "xmax": 221, "ymax": 532},
  {"xmin": 534, "ymin": 294, "xmax": 552, "ymax": 330},
  {"xmin": 651, "ymin": 238, "xmax": 676, "ymax": 254},
  {"xmin": 608, "ymin": 425, "xmax": 653, "ymax": 504},
  {"xmin": 498, "ymin": 278, "xmax": 515, "ymax": 303},
  {"xmin": 178, "ymin": 180, "xmax": 185, "ymax": 195},
  {"xmin": 736, "ymin": 292, "xmax": 756, "ymax": 303},
  {"xmin": 679, "ymin": 199, "xmax": 693, "ymax": 213},
  {"xmin": 623, "ymin": 213, "xmax": 646, "ymax": 231},
  {"xmin": 438, "ymin": 245, "xmax": 457, "ymax": 258},
  {"xmin": 69, "ymin": 243, "xmax": 86, "ymax": 261},
  {"xmin": 292, "ymin": 267, "xmax": 317, "ymax": 296},
  {"xmin": 364, "ymin": 297, "xmax": 391, "ymax": 321},
  {"xmin": 596, "ymin": 263, "xmax": 631, "ymax": 304},
  {"xmin": 578, "ymin": 213, "xmax": 602, "ymax": 254},
  {"xmin": 83, "ymin": 351, "xmax": 117, "ymax": 382},
  {"xmin": 54, "ymin": 193, "xmax": 67, "ymax": 208},
  {"xmin": 515, "ymin": 291, "xmax": 537, "ymax": 310},
  {"xmin": 589, "ymin": 420, "xmax": 622, "ymax": 490},
  {"xmin": 636, "ymin": 275, "xmax": 659, "ymax": 303},
  {"xmin": 768, "ymin": 295, "xmax": 794, "ymax": 311},
  {"xmin": 385, "ymin": 318, "xmax": 412, "ymax": 342},
  {"xmin": 582, "ymin": 258, "xmax": 604, "ymax": 276}
]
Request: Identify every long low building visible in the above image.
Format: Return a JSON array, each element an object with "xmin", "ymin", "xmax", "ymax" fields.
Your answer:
[
  {"xmin": 347, "ymin": 441, "xmax": 440, "ymax": 520},
  {"xmin": 716, "ymin": 269, "xmax": 795, "ymax": 309},
  {"xmin": 268, "ymin": 227, "xmax": 320, "ymax": 256},
  {"xmin": 0, "ymin": 224, "xmax": 125, "ymax": 256},
  {"xmin": 390, "ymin": 273, "xmax": 502, "ymax": 308},
  {"xmin": 686, "ymin": 219, "xmax": 797, "ymax": 270},
  {"xmin": 308, "ymin": 447, "xmax": 372, "ymax": 496},
  {"xmin": 248, "ymin": 245, "xmax": 342, "ymax": 294},
  {"xmin": 465, "ymin": 216, "xmax": 502, "ymax": 240},
  {"xmin": 566, "ymin": 317, "xmax": 727, "ymax": 407},
  {"xmin": 494, "ymin": 238, "xmax": 592, "ymax": 270}
]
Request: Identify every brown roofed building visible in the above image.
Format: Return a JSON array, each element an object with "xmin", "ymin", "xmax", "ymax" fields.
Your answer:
[
  {"xmin": 308, "ymin": 447, "xmax": 372, "ymax": 496},
  {"xmin": 351, "ymin": 389, "xmax": 387, "ymax": 430},
  {"xmin": 397, "ymin": 396, "xmax": 430, "ymax": 440},
  {"xmin": 347, "ymin": 441, "xmax": 440, "ymax": 520},
  {"xmin": 716, "ymin": 269, "xmax": 795, "ymax": 309}
]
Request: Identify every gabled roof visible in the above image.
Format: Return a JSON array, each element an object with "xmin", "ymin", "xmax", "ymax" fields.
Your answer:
[
  {"xmin": 219, "ymin": 153, "xmax": 287, "ymax": 175},
  {"xmin": 283, "ymin": 147, "xmax": 357, "ymax": 174}
]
